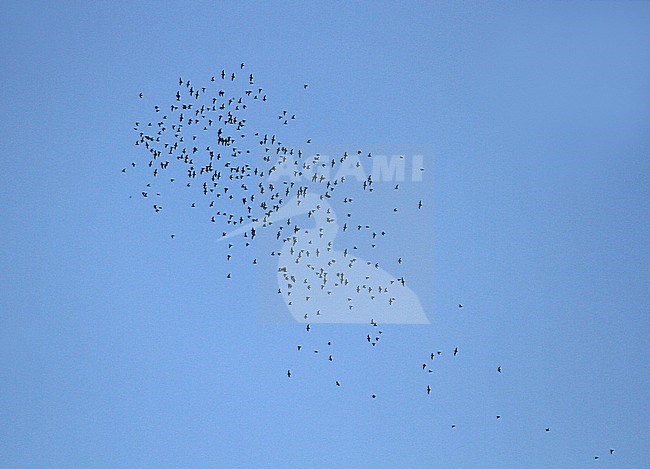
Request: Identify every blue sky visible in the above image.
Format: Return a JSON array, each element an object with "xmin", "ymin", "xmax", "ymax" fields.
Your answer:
[{"xmin": 1, "ymin": 1, "xmax": 649, "ymax": 467}]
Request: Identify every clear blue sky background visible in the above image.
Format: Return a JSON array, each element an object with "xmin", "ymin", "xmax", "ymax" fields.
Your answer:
[{"xmin": 1, "ymin": 1, "xmax": 649, "ymax": 467}]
